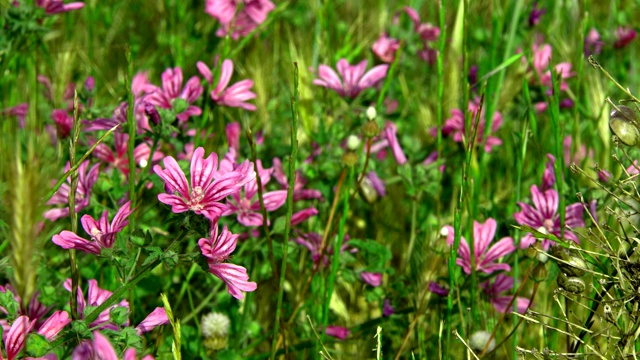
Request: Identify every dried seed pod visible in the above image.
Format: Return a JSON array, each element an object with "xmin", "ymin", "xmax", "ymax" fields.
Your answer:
[
  {"xmin": 610, "ymin": 105, "xmax": 640, "ymax": 146},
  {"xmin": 557, "ymin": 272, "xmax": 585, "ymax": 294}
]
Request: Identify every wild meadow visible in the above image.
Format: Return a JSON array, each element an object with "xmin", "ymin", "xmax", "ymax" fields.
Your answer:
[{"xmin": 1, "ymin": 0, "xmax": 640, "ymax": 359}]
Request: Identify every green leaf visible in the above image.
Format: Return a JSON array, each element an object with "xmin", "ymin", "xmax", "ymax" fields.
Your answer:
[
  {"xmin": 25, "ymin": 333, "xmax": 50, "ymax": 357},
  {"xmin": 110, "ymin": 306, "xmax": 130, "ymax": 326},
  {"xmin": 347, "ymin": 239, "xmax": 392, "ymax": 272}
]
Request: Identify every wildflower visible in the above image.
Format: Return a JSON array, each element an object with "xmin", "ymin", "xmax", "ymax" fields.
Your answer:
[
  {"xmin": 37, "ymin": 310, "xmax": 71, "ymax": 340},
  {"xmin": 432, "ymin": 97, "xmax": 503, "ymax": 152},
  {"xmin": 382, "ymin": 299, "xmax": 395, "ymax": 317},
  {"xmin": 64, "ymin": 279, "xmax": 130, "ymax": 330},
  {"xmin": 528, "ymin": 2, "xmax": 546, "ymax": 27},
  {"xmin": 422, "ymin": 151, "xmax": 445, "ymax": 173},
  {"xmin": 614, "ymin": 26, "xmax": 637, "ymax": 49},
  {"xmin": 225, "ymin": 160, "xmax": 287, "ymax": 227},
  {"xmin": 531, "ymin": 44, "xmax": 574, "ymax": 91},
  {"xmin": 226, "ymin": 122, "xmax": 241, "ymax": 151},
  {"xmin": 444, "ymin": 218, "xmax": 516, "ymax": 274},
  {"xmin": 201, "ymin": 312, "xmax": 230, "ymax": 351},
  {"xmin": 360, "ymin": 272, "xmax": 382, "ymax": 287},
  {"xmin": 404, "ymin": 7, "xmax": 440, "ymax": 42},
  {"xmin": 363, "ymin": 170, "xmax": 386, "ymax": 198},
  {"xmin": 563, "ymin": 135, "xmax": 592, "ymax": 165},
  {"xmin": 370, "ymin": 122, "xmax": 408, "ymax": 164},
  {"xmin": 372, "ymin": 33, "xmax": 400, "ymax": 63},
  {"xmin": 36, "ymin": 0, "xmax": 84, "ymax": 14},
  {"xmin": 51, "ymin": 109, "xmax": 73, "ymax": 139},
  {"xmin": 481, "ymin": 274, "xmax": 530, "ymax": 314},
  {"xmin": 144, "ymin": 67, "xmax": 203, "ymax": 123},
  {"xmin": 272, "ymin": 157, "xmax": 323, "ymax": 201},
  {"xmin": 428, "ymin": 282, "xmax": 449, "ymax": 297},
  {"xmin": 541, "ymin": 154, "xmax": 556, "ymax": 191},
  {"xmin": 295, "ymin": 232, "xmax": 356, "ymax": 269},
  {"xmin": 627, "ymin": 160, "xmax": 639, "ymax": 175},
  {"xmin": 72, "ymin": 331, "xmax": 154, "ymax": 360},
  {"xmin": 154, "ymin": 147, "xmax": 255, "ymax": 221},
  {"xmin": 514, "ymin": 185, "xmax": 585, "ymax": 250},
  {"xmin": 290, "ymin": 208, "xmax": 319, "ymax": 226},
  {"xmin": 206, "ymin": 0, "xmax": 275, "ymax": 40},
  {"xmin": 598, "ymin": 168, "xmax": 612, "ymax": 183},
  {"xmin": 197, "ymin": 59, "xmax": 257, "ymax": 111},
  {"xmin": 44, "ymin": 160, "xmax": 100, "ymax": 222},
  {"xmin": 198, "ymin": 221, "xmax": 257, "ymax": 299},
  {"xmin": 0, "ymin": 285, "xmax": 49, "ymax": 322},
  {"xmin": 2, "ymin": 316, "xmax": 35, "ymax": 360},
  {"xmin": 52, "ymin": 201, "xmax": 132, "ymax": 254},
  {"xmin": 584, "ymin": 28, "xmax": 603, "ymax": 56},
  {"xmin": 469, "ymin": 330, "xmax": 496, "ymax": 352},
  {"xmin": 2, "ymin": 103, "xmax": 28, "ymax": 127},
  {"xmin": 325, "ymin": 326, "xmax": 350, "ymax": 340},
  {"xmin": 135, "ymin": 307, "xmax": 169, "ymax": 335},
  {"xmin": 92, "ymin": 133, "xmax": 163, "ymax": 176},
  {"xmin": 313, "ymin": 59, "xmax": 388, "ymax": 98}
]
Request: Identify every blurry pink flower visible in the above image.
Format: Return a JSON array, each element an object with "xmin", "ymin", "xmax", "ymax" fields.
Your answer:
[
  {"xmin": 584, "ymin": 28, "xmax": 603, "ymax": 56},
  {"xmin": 627, "ymin": 160, "xmax": 639, "ymax": 175},
  {"xmin": 444, "ymin": 218, "xmax": 516, "ymax": 274},
  {"xmin": 295, "ymin": 232, "xmax": 356, "ymax": 269},
  {"xmin": 226, "ymin": 122, "xmax": 242, "ymax": 150},
  {"xmin": 541, "ymin": 154, "xmax": 556, "ymax": 191},
  {"xmin": 205, "ymin": 0, "xmax": 237, "ymax": 24},
  {"xmin": 64, "ymin": 279, "xmax": 130, "ymax": 330},
  {"xmin": 481, "ymin": 274, "xmax": 530, "ymax": 314},
  {"xmin": 515, "ymin": 185, "xmax": 585, "ymax": 250},
  {"xmin": 44, "ymin": 160, "xmax": 100, "ymax": 222},
  {"xmin": 272, "ymin": 157, "xmax": 323, "ymax": 201},
  {"xmin": 206, "ymin": 0, "xmax": 275, "ymax": 39},
  {"xmin": 93, "ymin": 133, "xmax": 163, "ymax": 176},
  {"xmin": 432, "ymin": 97, "xmax": 503, "ymax": 152},
  {"xmin": 154, "ymin": 147, "xmax": 256, "ymax": 221},
  {"xmin": 614, "ymin": 26, "xmax": 637, "ymax": 49},
  {"xmin": 144, "ymin": 67, "xmax": 203, "ymax": 123},
  {"xmin": 313, "ymin": 59, "xmax": 388, "ymax": 98},
  {"xmin": 3, "ymin": 316, "xmax": 36, "ymax": 360},
  {"xmin": 429, "ymin": 282, "xmax": 449, "ymax": 297},
  {"xmin": 528, "ymin": 2, "xmax": 546, "ymax": 27},
  {"xmin": 37, "ymin": 310, "xmax": 71, "ymax": 340},
  {"xmin": 598, "ymin": 169, "xmax": 612, "ymax": 183},
  {"xmin": 531, "ymin": 44, "xmax": 574, "ymax": 91},
  {"xmin": 36, "ymin": 0, "xmax": 84, "ymax": 14},
  {"xmin": 2, "ymin": 103, "xmax": 28, "ymax": 127},
  {"xmin": 372, "ymin": 33, "xmax": 400, "ymax": 63},
  {"xmin": 51, "ymin": 109, "xmax": 73, "ymax": 139},
  {"xmin": 370, "ymin": 122, "xmax": 407, "ymax": 164},
  {"xmin": 52, "ymin": 201, "xmax": 132, "ymax": 254},
  {"xmin": 365, "ymin": 171, "xmax": 386, "ymax": 197},
  {"xmin": 383, "ymin": 299, "xmax": 395, "ymax": 317},
  {"xmin": 225, "ymin": 160, "xmax": 287, "ymax": 226},
  {"xmin": 290, "ymin": 207, "xmax": 318, "ymax": 226},
  {"xmin": 404, "ymin": 7, "xmax": 440, "ymax": 41},
  {"xmin": 72, "ymin": 331, "xmax": 154, "ymax": 360},
  {"xmin": 360, "ymin": 272, "xmax": 382, "ymax": 287},
  {"xmin": 199, "ymin": 221, "xmax": 257, "ymax": 299},
  {"xmin": 135, "ymin": 307, "xmax": 169, "ymax": 335},
  {"xmin": 422, "ymin": 151, "xmax": 445, "ymax": 173},
  {"xmin": 563, "ymin": 135, "xmax": 592, "ymax": 165},
  {"xmin": 325, "ymin": 326, "xmax": 350, "ymax": 340},
  {"xmin": 198, "ymin": 59, "xmax": 257, "ymax": 111}
]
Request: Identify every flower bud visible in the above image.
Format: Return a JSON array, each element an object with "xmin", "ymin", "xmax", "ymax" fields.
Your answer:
[
  {"xmin": 145, "ymin": 102, "xmax": 162, "ymax": 126},
  {"xmin": 532, "ymin": 262, "xmax": 548, "ymax": 282},
  {"xmin": 362, "ymin": 119, "xmax": 380, "ymax": 138},
  {"xmin": 469, "ymin": 331, "xmax": 495, "ymax": 352},
  {"xmin": 342, "ymin": 151, "xmax": 358, "ymax": 167},
  {"xmin": 366, "ymin": 106, "xmax": 377, "ymax": 120},
  {"xmin": 346, "ymin": 135, "xmax": 361, "ymax": 150}
]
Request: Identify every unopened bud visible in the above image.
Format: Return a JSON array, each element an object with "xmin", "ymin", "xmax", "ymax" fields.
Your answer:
[
  {"xmin": 366, "ymin": 106, "xmax": 377, "ymax": 120},
  {"xmin": 469, "ymin": 331, "xmax": 495, "ymax": 352},
  {"xmin": 346, "ymin": 135, "xmax": 361, "ymax": 151},
  {"xmin": 362, "ymin": 119, "xmax": 380, "ymax": 138},
  {"xmin": 532, "ymin": 263, "xmax": 548, "ymax": 282},
  {"xmin": 145, "ymin": 102, "xmax": 162, "ymax": 125},
  {"xmin": 342, "ymin": 151, "xmax": 358, "ymax": 167},
  {"xmin": 84, "ymin": 76, "xmax": 95, "ymax": 92}
]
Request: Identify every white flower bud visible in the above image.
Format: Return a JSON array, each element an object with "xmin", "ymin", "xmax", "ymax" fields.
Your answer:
[
  {"xmin": 469, "ymin": 330, "xmax": 496, "ymax": 352},
  {"xmin": 346, "ymin": 135, "xmax": 361, "ymax": 151},
  {"xmin": 366, "ymin": 106, "xmax": 377, "ymax": 120},
  {"xmin": 201, "ymin": 312, "xmax": 230, "ymax": 338}
]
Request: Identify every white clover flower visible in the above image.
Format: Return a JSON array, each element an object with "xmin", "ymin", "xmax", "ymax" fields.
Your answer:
[{"xmin": 201, "ymin": 312, "xmax": 230, "ymax": 338}]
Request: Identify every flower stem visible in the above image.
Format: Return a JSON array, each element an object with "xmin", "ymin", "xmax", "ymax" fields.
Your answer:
[
  {"xmin": 67, "ymin": 91, "xmax": 82, "ymax": 320},
  {"xmin": 125, "ymin": 47, "xmax": 137, "ymax": 232}
]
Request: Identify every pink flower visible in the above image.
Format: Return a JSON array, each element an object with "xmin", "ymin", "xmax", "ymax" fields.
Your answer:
[
  {"xmin": 290, "ymin": 207, "xmax": 318, "ymax": 226},
  {"xmin": 197, "ymin": 59, "xmax": 257, "ymax": 111},
  {"xmin": 2, "ymin": 103, "xmax": 28, "ymax": 127},
  {"xmin": 584, "ymin": 28, "xmax": 603, "ymax": 56},
  {"xmin": 52, "ymin": 201, "xmax": 133, "ymax": 254},
  {"xmin": 3, "ymin": 316, "xmax": 36, "ymax": 360},
  {"xmin": 514, "ymin": 185, "xmax": 585, "ymax": 251},
  {"xmin": 92, "ymin": 133, "xmax": 163, "ymax": 176},
  {"xmin": 563, "ymin": 135, "xmax": 592, "ymax": 165},
  {"xmin": 135, "ymin": 307, "xmax": 169, "ymax": 335},
  {"xmin": 531, "ymin": 44, "xmax": 574, "ymax": 91},
  {"xmin": 313, "ymin": 59, "xmax": 388, "ymax": 98},
  {"xmin": 541, "ymin": 154, "xmax": 556, "ymax": 191},
  {"xmin": 44, "ymin": 160, "xmax": 100, "ymax": 222},
  {"xmin": 154, "ymin": 147, "xmax": 256, "ymax": 221},
  {"xmin": 614, "ymin": 26, "xmax": 637, "ymax": 49},
  {"xmin": 198, "ymin": 221, "xmax": 257, "ymax": 299},
  {"xmin": 205, "ymin": 0, "xmax": 237, "ymax": 24},
  {"xmin": 370, "ymin": 122, "xmax": 407, "ymax": 164},
  {"xmin": 528, "ymin": 2, "xmax": 546, "ymax": 27},
  {"xmin": 207, "ymin": 0, "xmax": 275, "ymax": 39},
  {"xmin": 144, "ymin": 67, "xmax": 203, "ymax": 123},
  {"xmin": 36, "ymin": 0, "xmax": 84, "ymax": 14},
  {"xmin": 272, "ymin": 157, "xmax": 323, "ymax": 201},
  {"xmin": 64, "ymin": 279, "xmax": 130, "ymax": 330},
  {"xmin": 404, "ymin": 7, "xmax": 440, "ymax": 42},
  {"xmin": 432, "ymin": 98, "xmax": 503, "ymax": 152},
  {"xmin": 481, "ymin": 274, "xmax": 530, "ymax": 314},
  {"xmin": 37, "ymin": 310, "xmax": 71, "ymax": 340},
  {"xmin": 51, "ymin": 109, "xmax": 73, "ymax": 139},
  {"xmin": 360, "ymin": 272, "xmax": 382, "ymax": 287},
  {"xmin": 372, "ymin": 33, "xmax": 400, "ymax": 63},
  {"xmin": 598, "ymin": 169, "xmax": 612, "ymax": 183},
  {"xmin": 429, "ymin": 282, "xmax": 449, "ymax": 297},
  {"xmin": 627, "ymin": 160, "xmax": 639, "ymax": 175},
  {"xmin": 365, "ymin": 171, "xmax": 386, "ymax": 197},
  {"xmin": 325, "ymin": 326, "xmax": 350, "ymax": 340},
  {"xmin": 72, "ymin": 331, "xmax": 155, "ymax": 360},
  {"xmin": 295, "ymin": 232, "xmax": 356, "ymax": 269},
  {"xmin": 444, "ymin": 218, "xmax": 516, "ymax": 274},
  {"xmin": 225, "ymin": 160, "xmax": 287, "ymax": 227},
  {"xmin": 226, "ymin": 122, "xmax": 242, "ymax": 151}
]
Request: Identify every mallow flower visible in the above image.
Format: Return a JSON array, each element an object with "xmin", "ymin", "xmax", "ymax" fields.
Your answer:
[
  {"xmin": 44, "ymin": 160, "xmax": 100, "ymax": 222},
  {"xmin": 144, "ymin": 67, "xmax": 203, "ymax": 123},
  {"xmin": 197, "ymin": 59, "xmax": 257, "ymax": 111},
  {"xmin": 313, "ymin": 59, "xmax": 388, "ymax": 98},
  {"xmin": 481, "ymin": 274, "xmax": 531, "ymax": 314}
]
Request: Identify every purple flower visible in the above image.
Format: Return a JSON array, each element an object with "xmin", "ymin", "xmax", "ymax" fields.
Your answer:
[
  {"xmin": 313, "ymin": 59, "xmax": 388, "ymax": 98},
  {"xmin": 541, "ymin": 154, "xmax": 556, "ymax": 191},
  {"xmin": 144, "ymin": 67, "xmax": 203, "ymax": 123},
  {"xmin": 563, "ymin": 135, "xmax": 592, "ymax": 165},
  {"xmin": 382, "ymin": 299, "xmax": 395, "ymax": 317},
  {"xmin": 93, "ymin": 133, "xmax": 163, "ymax": 176},
  {"xmin": 153, "ymin": 147, "xmax": 256, "ymax": 221},
  {"xmin": 370, "ymin": 122, "xmax": 407, "ymax": 164},
  {"xmin": 51, "ymin": 109, "xmax": 73, "ymax": 139},
  {"xmin": 481, "ymin": 274, "xmax": 530, "ymax": 314},
  {"xmin": 72, "ymin": 331, "xmax": 153, "ymax": 360},
  {"xmin": 528, "ymin": 2, "xmax": 546, "ymax": 27},
  {"xmin": 365, "ymin": 171, "xmax": 386, "ymax": 197},
  {"xmin": 614, "ymin": 26, "xmax": 637, "ymax": 49},
  {"xmin": 360, "ymin": 272, "xmax": 382, "ymax": 287},
  {"xmin": 428, "ymin": 282, "xmax": 449, "ymax": 297},
  {"xmin": 584, "ymin": 28, "xmax": 603, "ymax": 56},
  {"xmin": 37, "ymin": 310, "xmax": 71, "ymax": 340},
  {"xmin": 295, "ymin": 232, "xmax": 356, "ymax": 269},
  {"xmin": 514, "ymin": 185, "xmax": 585, "ymax": 250},
  {"xmin": 36, "ymin": 0, "xmax": 84, "ymax": 14},
  {"xmin": 198, "ymin": 59, "xmax": 257, "ymax": 111},
  {"xmin": 404, "ymin": 7, "xmax": 440, "ymax": 42},
  {"xmin": 372, "ymin": 33, "xmax": 400, "ymax": 63},
  {"xmin": 325, "ymin": 326, "xmax": 350, "ymax": 340},
  {"xmin": 3, "ymin": 316, "xmax": 36, "ymax": 360},
  {"xmin": 2, "ymin": 103, "xmax": 28, "ymax": 127},
  {"xmin": 198, "ymin": 221, "xmax": 257, "ymax": 299},
  {"xmin": 135, "ymin": 307, "xmax": 169, "ymax": 335},
  {"xmin": 44, "ymin": 160, "xmax": 100, "ymax": 222},
  {"xmin": 64, "ymin": 279, "xmax": 130, "ymax": 330},
  {"xmin": 272, "ymin": 157, "xmax": 323, "ymax": 201},
  {"xmin": 445, "ymin": 218, "xmax": 516, "ymax": 274},
  {"xmin": 206, "ymin": 0, "xmax": 275, "ymax": 40},
  {"xmin": 52, "ymin": 201, "xmax": 133, "ymax": 254}
]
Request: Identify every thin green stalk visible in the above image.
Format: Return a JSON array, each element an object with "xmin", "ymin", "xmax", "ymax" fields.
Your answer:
[
  {"xmin": 68, "ymin": 91, "xmax": 82, "ymax": 320},
  {"xmin": 270, "ymin": 62, "xmax": 300, "ymax": 359},
  {"xmin": 436, "ymin": 0, "xmax": 445, "ymax": 175},
  {"xmin": 125, "ymin": 47, "xmax": 136, "ymax": 231},
  {"xmin": 548, "ymin": 67, "xmax": 565, "ymax": 240}
]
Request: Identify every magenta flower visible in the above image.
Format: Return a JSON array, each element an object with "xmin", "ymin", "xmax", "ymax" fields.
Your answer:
[
  {"xmin": 429, "ymin": 282, "xmax": 449, "ymax": 297},
  {"xmin": 0, "ymin": 285, "xmax": 49, "ymax": 322},
  {"xmin": 154, "ymin": 147, "xmax": 256, "ymax": 221},
  {"xmin": 144, "ymin": 67, "xmax": 203, "ymax": 123},
  {"xmin": 627, "ymin": 160, "xmax": 639, "ymax": 175},
  {"xmin": 531, "ymin": 44, "xmax": 574, "ymax": 91},
  {"xmin": 614, "ymin": 26, "xmax": 637, "ymax": 49},
  {"xmin": 372, "ymin": 33, "xmax": 400, "ymax": 63},
  {"xmin": 313, "ymin": 59, "xmax": 388, "ymax": 99},
  {"xmin": 135, "ymin": 307, "xmax": 169, "ymax": 335},
  {"xmin": 198, "ymin": 221, "xmax": 257, "ymax": 299},
  {"xmin": 44, "ymin": 160, "xmax": 100, "ymax": 222},
  {"xmin": 226, "ymin": 122, "xmax": 242, "ymax": 151},
  {"xmin": 431, "ymin": 98, "xmax": 503, "ymax": 152},
  {"xmin": 2, "ymin": 103, "xmax": 28, "ymax": 127},
  {"xmin": 197, "ymin": 59, "xmax": 257, "ymax": 111},
  {"xmin": 272, "ymin": 157, "xmax": 323, "ymax": 201},
  {"xmin": 72, "ymin": 331, "xmax": 154, "ymax": 360},
  {"xmin": 528, "ymin": 2, "xmax": 546, "ymax": 27},
  {"xmin": 563, "ymin": 135, "xmax": 592, "ymax": 165},
  {"xmin": 364, "ymin": 171, "xmax": 386, "ymax": 197},
  {"xmin": 225, "ymin": 160, "xmax": 287, "ymax": 226},
  {"xmin": 206, "ymin": 0, "xmax": 275, "ymax": 39},
  {"xmin": 444, "ymin": 218, "xmax": 516, "ymax": 274},
  {"xmin": 93, "ymin": 133, "xmax": 163, "ymax": 176},
  {"xmin": 64, "ymin": 279, "xmax": 130, "ymax": 330},
  {"xmin": 541, "ymin": 154, "xmax": 556, "ymax": 191},
  {"xmin": 584, "ymin": 28, "xmax": 603, "ymax": 56},
  {"xmin": 481, "ymin": 274, "xmax": 530, "ymax": 314},
  {"xmin": 51, "ymin": 109, "xmax": 73, "ymax": 139},
  {"xmin": 370, "ymin": 122, "xmax": 408, "ymax": 164},
  {"xmin": 52, "ymin": 201, "xmax": 132, "ymax": 254},
  {"xmin": 290, "ymin": 208, "xmax": 319, "ymax": 226},
  {"xmin": 360, "ymin": 272, "xmax": 382, "ymax": 287},
  {"xmin": 514, "ymin": 185, "xmax": 585, "ymax": 250},
  {"xmin": 404, "ymin": 7, "xmax": 440, "ymax": 42},
  {"xmin": 295, "ymin": 232, "xmax": 356, "ymax": 269},
  {"xmin": 325, "ymin": 326, "xmax": 350, "ymax": 340},
  {"xmin": 37, "ymin": 310, "xmax": 71, "ymax": 340},
  {"xmin": 383, "ymin": 299, "xmax": 395, "ymax": 317},
  {"xmin": 36, "ymin": 0, "xmax": 84, "ymax": 14},
  {"xmin": 2, "ymin": 316, "xmax": 35, "ymax": 360}
]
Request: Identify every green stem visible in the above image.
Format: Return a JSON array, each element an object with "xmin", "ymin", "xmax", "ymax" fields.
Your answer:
[
  {"xmin": 68, "ymin": 91, "xmax": 82, "ymax": 320},
  {"xmin": 125, "ymin": 48, "xmax": 136, "ymax": 231}
]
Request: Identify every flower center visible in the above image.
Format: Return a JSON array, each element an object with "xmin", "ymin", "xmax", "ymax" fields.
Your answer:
[
  {"xmin": 189, "ymin": 186, "xmax": 205, "ymax": 211},
  {"xmin": 542, "ymin": 219, "xmax": 554, "ymax": 232}
]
